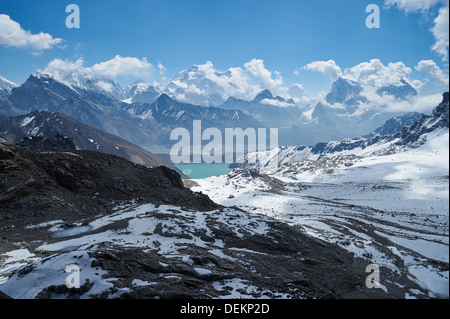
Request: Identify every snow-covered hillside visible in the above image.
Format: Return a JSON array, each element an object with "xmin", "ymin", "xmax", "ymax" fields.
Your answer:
[
  {"xmin": 0, "ymin": 201, "xmax": 401, "ymax": 299},
  {"xmin": 237, "ymin": 92, "xmax": 449, "ymax": 175},
  {"xmin": 192, "ymin": 93, "xmax": 450, "ymax": 299}
]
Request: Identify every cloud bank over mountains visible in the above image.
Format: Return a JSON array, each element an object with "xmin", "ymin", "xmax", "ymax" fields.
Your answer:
[
  {"xmin": 39, "ymin": 55, "xmax": 448, "ymax": 99},
  {"xmin": 41, "ymin": 56, "xmax": 153, "ymax": 81}
]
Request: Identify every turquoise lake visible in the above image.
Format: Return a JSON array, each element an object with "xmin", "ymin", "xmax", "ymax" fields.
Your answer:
[{"xmin": 175, "ymin": 163, "xmax": 232, "ymax": 179}]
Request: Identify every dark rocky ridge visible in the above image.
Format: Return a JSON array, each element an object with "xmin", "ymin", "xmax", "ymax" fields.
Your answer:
[
  {"xmin": 17, "ymin": 134, "xmax": 79, "ymax": 152},
  {"xmin": 396, "ymin": 92, "xmax": 449, "ymax": 145},
  {"xmin": 0, "ymin": 111, "xmax": 175, "ymax": 170},
  {"xmin": 368, "ymin": 112, "xmax": 424, "ymax": 137},
  {"xmin": 0, "ymin": 137, "xmax": 217, "ymax": 233}
]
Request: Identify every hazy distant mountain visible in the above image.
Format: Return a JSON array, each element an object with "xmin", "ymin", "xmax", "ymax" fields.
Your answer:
[
  {"xmin": 125, "ymin": 80, "xmax": 162, "ymax": 104},
  {"xmin": 123, "ymin": 93, "xmax": 264, "ymax": 149},
  {"xmin": 325, "ymin": 77, "xmax": 367, "ymax": 109},
  {"xmin": 306, "ymin": 77, "xmax": 420, "ymax": 140},
  {"xmin": 51, "ymin": 72, "xmax": 126, "ymax": 100},
  {"xmin": 376, "ymin": 79, "xmax": 417, "ymax": 99},
  {"xmin": 0, "ymin": 110, "xmax": 174, "ymax": 169},
  {"xmin": 216, "ymin": 89, "xmax": 323, "ymax": 146},
  {"xmin": 367, "ymin": 112, "xmax": 424, "ymax": 137},
  {"xmin": 220, "ymin": 89, "xmax": 300, "ymax": 125},
  {"xmin": 288, "ymin": 84, "xmax": 308, "ymax": 103},
  {"xmin": 236, "ymin": 92, "xmax": 448, "ymax": 170},
  {"xmin": 161, "ymin": 65, "xmax": 223, "ymax": 106},
  {"xmin": 253, "ymin": 89, "xmax": 275, "ymax": 103},
  {"xmin": 0, "ymin": 75, "xmax": 17, "ymax": 98}
]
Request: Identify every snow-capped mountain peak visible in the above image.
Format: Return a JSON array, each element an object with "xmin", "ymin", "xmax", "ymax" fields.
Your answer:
[
  {"xmin": 52, "ymin": 71, "xmax": 126, "ymax": 100},
  {"xmin": 239, "ymin": 92, "xmax": 449, "ymax": 172},
  {"xmin": 326, "ymin": 77, "xmax": 365, "ymax": 105},
  {"xmin": 288, "ymin": 84, "xmax": 308, "ymax": 103},
  {"xmin": 28, "ymin": 72, "xmax": 62, "ymax": 86},
  {"xmin": 160, "ymin": 64, "xmax": 224, "ymax": 106},
  {"xmin": 0, "ymin": 75, "xmax": 18, "ymax": 97},
  {"xmin": 125, "ymin": 80, "xmax": 162, "ymax": 104},
  {"xmin": 253, "ymin": 89, "xmax": 274, "ymax": 103},
  {"xmin": 376, "ymin": 78, "xmax": 417, "ymax": 99},
  {"xmin": 0, "ymin": 75, "xmax": 17, "ymax": 89}
]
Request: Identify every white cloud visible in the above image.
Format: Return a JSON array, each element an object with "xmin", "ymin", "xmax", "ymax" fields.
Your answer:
[
  {"xmin": 42, "ymin": 56, "xmax": 152, "ymax": 80},
  {"xmin": 415, "ymin": 59, "xmax": 449, "ymax": 86},
  {"xmin": 0, "ymin": 14, "xmax": 63, "ymax": 52},
  {"xmin": 42, "ymin": 58, "xmax": 85, "ymax": 78},
  {"xmin": 303, "ymin": 59, "xmax": 444, "ymax": 115},
  {"xmin": 260, "ymin": 98, "xmax": 293, "ymax": 108},
  {"xmin": 344, "ymin": 59, "xmax": 383, "ymax": 84},
  {"xmin": 161, "ymin": 60, "xmax": 299, "ymax": 104},
  {"xmin": 385, "ymin": 0, "xmax": 449, "ymax": 59},
  {"xmin": 244, "ymin": 59, "xmax": 284, "ymax": 92},
  {"xmin": 182, "ymin": 83, "xmax": 205, "ymax": 96},
  {"xmin": 157, "ymin": 62, "xmax": 166, "ymax": 75},
  {"xmin": 374, "ymin": 91, "xmax": 443, "ymax": 113},
  {"xmin": 227, "ymin": 66, "xmax": 261, "ymax": 98},
  {"xmin": 431, "ymin": 2, "xmax": 449, "ymax": 59},
  {"xmin": 345, "ymin": 81, "xmax": 443, "ymax": 114},
  {"xmin": 303, "ymin": 60, "xmax": 342, "ymax": 81},
  {"xmin": 344, "ymin": 59, "xmax": 414, "ymax": 87},
  {"xmin": 95, "ymin": 80, "xmax": 113, "ymax": 93},
  {"xmin": 90, "ymin": 55, "xmax": 152, "ymax": 79},
  {"xmin": 385, "ymin": 0, "xmax": 442, "ymax": 12},
  {"xmin": 169, "ymin": 61, "xmax": 261, "ymax": 101}
]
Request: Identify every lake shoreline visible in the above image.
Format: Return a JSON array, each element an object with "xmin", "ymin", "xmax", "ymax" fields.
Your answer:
[{"xmin": 175, "ymin": 163, "xmax": 232, "ymax": 179}]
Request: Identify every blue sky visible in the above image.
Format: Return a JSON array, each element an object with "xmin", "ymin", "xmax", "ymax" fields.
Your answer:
[{"xmin": 0, "ymin": 0, "xmax": 448, "ymax": 97}]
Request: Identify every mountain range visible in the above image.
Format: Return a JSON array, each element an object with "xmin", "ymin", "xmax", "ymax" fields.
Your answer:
[
  {"xmin": 307, "ymin": 77, "xmax": 419, "ymax": 140},
  {"xmin": 0, "ymin": 69, "xmax": 432, "ymax": 155},
  {"xmin": 235, "ymin": 92, "xmax": 448, "ymax": 171},
  {"xmin": 156, "ymin": 69, "xmax": 422, "ymax": 144},
  {"xmin": 0, "ymin": 73, "xmax": 263, "ymax": 153},
  {"xmin": 219, "ymin": 89, "xmax": 298, "ymax": 125}
]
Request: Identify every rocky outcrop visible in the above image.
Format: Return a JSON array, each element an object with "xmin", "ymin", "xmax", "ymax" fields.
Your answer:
[
  {"xmin": 0, "ymin": 137, "xmax": 217, "ymax": 233},
  {"xmin": 0, "ymin": 111, "xmax": 176, "ymax": 170},
  {"xmin": 396, "ymin": 92, "xmax": 449, "ymax": 146},
  {"xmin": 0, "ymin": 201, "xmax": 402, "ymax": 299}
]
